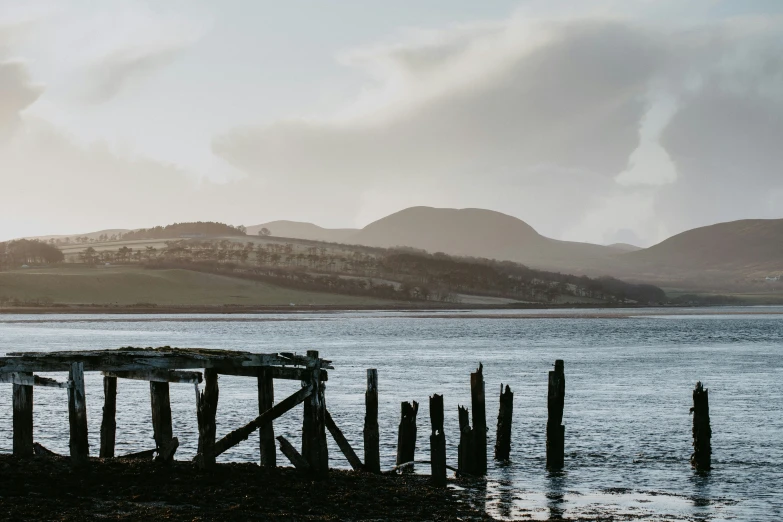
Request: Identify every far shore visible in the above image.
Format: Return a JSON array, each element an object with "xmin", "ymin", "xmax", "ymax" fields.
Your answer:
[{"xmin": 1, "ymin": 302, "xmax": 781, "ymax": 316}]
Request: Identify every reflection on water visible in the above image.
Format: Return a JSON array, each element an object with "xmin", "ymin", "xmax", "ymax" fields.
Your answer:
[{"xmin": 0, "ymin": 308, "xmax": 780, "ymax": 521}]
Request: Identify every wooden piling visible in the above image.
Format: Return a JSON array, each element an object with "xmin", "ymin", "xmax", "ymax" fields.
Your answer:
[
  {"xmin": 690, "ymin": 381, "xmax": 712, "ymax": 471},
  {"xmin": 457, "ymin": 405, "xmax": 474, "ymax": 475},
  {"xmin": 429, "ymin": 394, "xmax": 447, "ymax": 486},
  {"xmin": 100, "ymin": 376, "xmax": 117, "ymax": 458},
  {"xmin": 494, "ymin": 384, "xmax": 514, "ymax": 461},
  {"xmin": 302, "ymin": 350, "xmax": 328, "ymax": 477},
  {"xmin": 471, "ymin": 363, "xmax": 487, "ymax": 475},
  {"xmin": 195, "ymin": 368, "xmax": 219, "ymax": 468},
  {"xmin": 546, "ymin": 359, "xmax": 565, "ymax": 470},
  {"xmin": 325, "ymin": 410, "xmax": 364, "ymax": 471},
  {"xmin": 363, "ymin": 368, "xmax": 380, "ymax": 473},
  {"xmin": 12, "ymin": 372, "xmax": 34, "ymax": 457},
  {"xmin": 396, "ymin": 400, "xmax": 419, "ymax": 472},
  {"xmin": 68, "ymin": 362, "xmax": 89, "ymax": 465},
  {"xmin": 257, "ymin": 367, "xmax": 276, "ymax": 468},
  {"xmin": 150, "ymin": 381, "xmax": 174, "ymax": 461}
]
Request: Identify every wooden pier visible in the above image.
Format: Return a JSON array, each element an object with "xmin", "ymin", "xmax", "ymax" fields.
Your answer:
[{"xmin": 0, "ymin": 348, "xmax": 713, "ymax": 485}]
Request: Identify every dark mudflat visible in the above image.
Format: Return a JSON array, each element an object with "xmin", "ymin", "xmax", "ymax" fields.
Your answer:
[{"xmin": 0, "ymin": 455, "xmax": 496, "ymax": 521}]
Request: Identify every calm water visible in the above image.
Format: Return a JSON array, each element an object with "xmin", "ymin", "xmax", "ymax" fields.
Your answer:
[{"xmin": 0, "ymin": 308, "xmax": 781, "ymax": 521}]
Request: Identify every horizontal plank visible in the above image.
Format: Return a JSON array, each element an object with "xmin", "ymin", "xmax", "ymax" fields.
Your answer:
[
  {"xmin": 0, "ymin": 372, "xmax": 69, "ymax": 388},
  {"xmin": 102, "ymin": 369, "xmax": 203, "ymax": 384},
  {"xmin": 216, "ymin": 366, "xmax": 328, "ymax": 382},
  {"xmin": 1, "ymin": 347, "xmax": 332, "ymax": 374}
]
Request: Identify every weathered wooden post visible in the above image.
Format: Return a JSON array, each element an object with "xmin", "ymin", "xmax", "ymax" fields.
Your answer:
[
  {"xmin": 429, "ymin": 394, "xmax": 447, "ymax": 486},
  {"xmin": 258, "ymin": 367, "xmax": 276, "ymax": 468},
  {"xmin": 195, "ymin": 368, "xmax": 219, "ymax": 468},
  {"xmin": 100, "ymin": 376, "xmax": 117, "ymax": 458},
  {"xmin": 546, "ymin": 359, "xmax": 565, "ymax": 470},
  {"xmin": 396, "ymin": 400, "xmax": 418, "ymax": 472},
  {"xmin": 494, "ymin": 384, "xmax": 514, "ymax": 461},
  {"xmin": 363, "ymin": 368, "xmax": 380, "ymax": 473},
  {"xmin": 325, "ymin": 410, "xmax": 364, "ymax": 471},
  {"xmin": 12, "ymin": 372, "xmax": 34, "ymax": 457},
  {"xmin": 690, "ymin": 381, "xmax": 711, "ymax": 471},
  {"xmin": 68, "ymin": 362, "xmax": 89, "ymax": 465},
  {"xmin": 301, "ymin": 350, "xmax": 328, "ymax": 477},
  {"xmin": 457, "ymin": 405, "xmax": 474, "ymax": 475},
  {"xmin": 471, "ymin": 363, "xmax": 487, "ymax": 475},
  {"xmin": 150, "ymin": 381, "xmax": 174, "ymax": 460}
]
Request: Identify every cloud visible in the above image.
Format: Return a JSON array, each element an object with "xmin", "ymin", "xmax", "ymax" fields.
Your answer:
[
  {"xmin": 0, "ymin": 60, "xmax": 42, "ymax": 142},
  {"xmin": 84, "ymin": 44, "xmax": 187, "ymax": 103},
  {"xmin": 213, "ymin": 13, "xmax": 783, "ymax": 244}
]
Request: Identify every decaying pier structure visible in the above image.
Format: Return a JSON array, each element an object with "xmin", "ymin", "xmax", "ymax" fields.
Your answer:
[
  {"xmin": 0, "ymin": 347, "xmax": 712, "ymax": 483},
  {"xmin": 0, "ymin": 347, "xmax": 336, "ymax": 475}
]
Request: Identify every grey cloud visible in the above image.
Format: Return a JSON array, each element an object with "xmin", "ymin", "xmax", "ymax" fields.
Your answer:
[
  {"xmin": 0, "ymin": 60, "xmax": 42, "ymax": 142},
  {"xmin": 85, "ymin": 45, "xmax": 186, "ymax": 103}
]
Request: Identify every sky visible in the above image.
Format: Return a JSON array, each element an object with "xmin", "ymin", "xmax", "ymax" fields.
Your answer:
[{"xmin": 1, "ymin": 0, "xmax": 782, "ymax": 245}]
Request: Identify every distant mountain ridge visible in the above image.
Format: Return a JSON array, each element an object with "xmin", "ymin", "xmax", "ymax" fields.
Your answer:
[{"xmin": 247, "ymin": 220, "xmax": 357, "ymax": 243}]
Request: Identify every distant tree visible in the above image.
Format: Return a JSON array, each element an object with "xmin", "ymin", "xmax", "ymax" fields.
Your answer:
[{"xmin": 258, "ymin": 228, "xmax": 271, "ymax": 237}]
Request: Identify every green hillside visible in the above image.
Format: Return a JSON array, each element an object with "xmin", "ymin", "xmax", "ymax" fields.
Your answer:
[{"xmin": 0, "ymin": 266, "xmax": 389, "ymax": 306}]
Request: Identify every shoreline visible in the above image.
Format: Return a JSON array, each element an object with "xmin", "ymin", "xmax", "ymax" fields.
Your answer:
[{"xmin": 0, "ymin": 455, "xmax": 495, "ymax": 521}]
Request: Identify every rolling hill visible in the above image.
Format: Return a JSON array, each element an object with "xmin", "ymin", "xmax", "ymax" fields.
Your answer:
[
  {"xmin": 247, "ymin": 221, "xmax": 357, "ymax": 242},
  {"xmin": 621, "ymin": 219, "xmax": 783, "ymax": 276}
]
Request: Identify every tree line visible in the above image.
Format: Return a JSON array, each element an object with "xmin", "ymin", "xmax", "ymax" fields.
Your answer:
[
  {"xmin": 119, "ymin": 222, "xmax": 247, "ymax": 241},
  {"xmin": 0, "ymin": 239, "xmax": 64, "ymax": 268}
]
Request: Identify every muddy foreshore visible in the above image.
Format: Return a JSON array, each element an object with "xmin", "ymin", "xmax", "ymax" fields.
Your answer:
[{"xmin": 0, "ymin": 455, "xmax": 497, "ymax": 521}]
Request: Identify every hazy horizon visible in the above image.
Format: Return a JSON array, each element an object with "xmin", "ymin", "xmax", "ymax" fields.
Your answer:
[{"xmin": 3, "ymin": 0, "xmax": 783, "ymax": 245}]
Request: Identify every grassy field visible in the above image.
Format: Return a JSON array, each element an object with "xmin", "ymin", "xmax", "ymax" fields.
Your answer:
[{"xmin": 0, "ymin": 266, "xmax": 391, "ymax": 306}]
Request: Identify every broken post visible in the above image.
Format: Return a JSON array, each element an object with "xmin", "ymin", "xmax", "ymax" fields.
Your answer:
[
  {"xmin": 12, "ymin": 372, "xmax": 34, "ymax": 457},
  {"xmin": 150, "ymin": 381, "xmax": 174, "ymax": 461},
  {"xmin": 546, "ymin": 359, "xmax": 565, "ymax": 470},
  {"xmin": 396, "ymin": 400, "xmax": 419, "ymax": 472},
  {"xmin": 257, "ymin": 367, "xmax": 276, "ymax": 468},
  {"xmin": 690, "ymin": 381, "xmax": 712, "ymax": 471},
  {"xmin": 325, "ymin": 410, "xmax": 363, "ymax": 471},
  {"xmin": 471, "ymin": 363, "xmax": 487, "ymax": 476},
  {"xmin": 364, "ymin": 368, "xmax": 380, "ymax": 473},
  {"xmin": 195, "ymin": 368, "xmax": 219, "ymax": 468},
  {"xmin": 68, "ymin": 362, "xmax": 89, "ymax": 465},
  {"xmin": 301, "ymin": 350, "xmax": 328, "ymax": 477},
  {"xmin": 494, "ymin": 384, "xmax": 514, "ymax": 461},
  {"xmin": 429, "ymin": 394, "xmax": 447, "ymax": 486},
  {"xmin": 457, "ymin": 405, "xmax": 474, "ymax": 475},
  {"xmin": 100, "ymin": 375, "xmax": 117, "ymax": 458}
]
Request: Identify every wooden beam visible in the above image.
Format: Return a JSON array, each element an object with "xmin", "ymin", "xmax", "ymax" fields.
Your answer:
[
  {"xmin": 429, "ymin": 394, "xmax": 447, "ymax": 487},
  {"xmin": 103, "ymin": 369, "xmax": 202, "ymax": 384},
  {"xmin": 119, "ymin": 448, "xmax": 156, "ymax": 460},
  {"xmin": 546, "ymin": 359, "xmax": 565, "ymax": 470},
  {"xmin": 470, "ymin": 363, "xmax": 487, "ymax": 476},
  {"xmin": 363, "ymin": 369, "xmax": 380, "ymax": 474},
  {"xmin": 13, "ymin": 372, "xmax": 34, "ymax": 457},
  {"xmin": 301, "ymin": 350, "xmax": 328, "ymax": 478},
  {"xmin": 212, "ymin": 384, "xmax": 313, "ymax": 458},
  {"xmin": 276, "ymin": 436, "xmax": 310, "ymax": 472},
  {"xmin": 690, "ymin": 381, "xmax": 711, "ymax": 471},
  {"xmin": 195, "ymin": 369, "xmax": 219, "ymax": 469},
  {"xmin": 68, "ymin": 362, "xmax": 89, "ymax": 465},
  {"xmin": 0, "ymin": 372, "xmax": 69, "ymax": 388},
  {"xmin": 2, "ymin": 348, "xmax": 332, "ymax": 374},
  {"xmin": 217, "ymin": 366, "xmax": 327, "ymax": 382},
  {"xmin": 325, "ymin": 410, "xmax": 363, "ymax": 471},
  {"xmin": 258, "ymin": 367, "xmax": 276, "ymax": 468},
  {"xmin": 100, "ymin": 376, "xmax": 117, "ymax": 458},
  {"xmin": 150, "ymin": 381, "xmax": 173, "ymax": 461},
  {"xmin": 396, "ymin": 401, "xmax": 418, "ymax": 473},
  {"xmin": 494, "ymin": 384, "xmax": 513, "ymax": 462}
]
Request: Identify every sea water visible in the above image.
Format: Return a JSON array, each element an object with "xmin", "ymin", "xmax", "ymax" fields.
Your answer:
[{"xmin": 0, "ymin": 308, "xmax": 780, "ymax": 520}]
